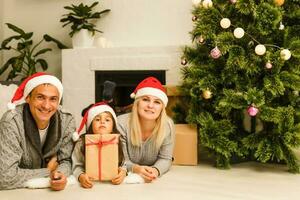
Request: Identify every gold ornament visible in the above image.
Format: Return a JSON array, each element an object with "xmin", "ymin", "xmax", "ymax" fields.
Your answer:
[
  {"xmin": 280, "ymin": 49, "xmax": 291, "ymax": 60},
  {"xmin": 198, "ymin": 35, "xmax": 205, "ymax": 44},
  {"xmin": 181, "ymin": 58, "xmax": 187, "ymax": 65},
  {"xmin": 220, "ymin": 18, "xmax": 231, "ymax": 29},
  {"xmin": 202, "ymin": 0, "xmax": 213, "ymax": 8},
  {"xmin": 233, "ymin": 27, "xmax": 245, "ymax": 39},
  {"xmin": 255, "ymin": 44, "xmax": 266, "ymax": 56},
  {"xmin": 202, "ymin": 89, "xmax": 212, "ymax": 99},
  {"xmin": 192, "ymin": 16, "xmax": 198, "ymax": 21},
  {"xmin": 274, "ymin": 0, "xmax": 284, "ymax": 6}
]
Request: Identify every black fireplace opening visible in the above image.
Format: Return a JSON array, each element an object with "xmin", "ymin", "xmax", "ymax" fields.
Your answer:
[{"xmin": 95, "ymin": 70, "xmax": 166, "ymax": 114}]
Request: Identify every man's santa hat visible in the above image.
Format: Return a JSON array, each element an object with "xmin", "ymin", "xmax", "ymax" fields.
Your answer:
[
  {"xmin": 7, "ymin": 72, "xmax": 63, "ymax": 110},
  {"xmin": 72, "ymin": 102, "xmax": 117, "ymax": 141},
  {"xmin": 130, "ymin": 76, "xmax": 168, "ymax": 107}
]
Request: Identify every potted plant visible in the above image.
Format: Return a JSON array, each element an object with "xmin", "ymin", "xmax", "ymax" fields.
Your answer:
[
  {"xmin": 0, "ymin": 23, "xmax": 67, "ymax": 81},
  {"xmin": 60, "ymin": 1, "xmax": 110, "ymax": 48}
]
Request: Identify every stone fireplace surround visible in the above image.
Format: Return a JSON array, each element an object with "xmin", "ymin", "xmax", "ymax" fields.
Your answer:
[{"xmin": 62, "ymin": 46, "xmax": 182, "ymax": 126}]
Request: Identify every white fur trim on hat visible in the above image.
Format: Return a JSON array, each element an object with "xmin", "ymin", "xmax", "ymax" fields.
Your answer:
[
  {"xmin": 7, "ymin": 102, "xmax": 16, "ymax": 110},
  {"xmin": 72, "ymin": 131, "xmax": 80, "ymax": 142},
  {"xmin": 87, "ymin": 105, "xmax": 117, "ymax": 128},
  {"xmin": 135, "ymin": 87, "xmax": 168, "ymax": 107}
]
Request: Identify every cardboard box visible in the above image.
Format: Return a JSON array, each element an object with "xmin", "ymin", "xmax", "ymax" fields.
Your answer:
[
  {"xmin": 85, "ymin": 134, "xmax": 119, "ymax": 181},
  {"xmin": 173, "ymin": 124, "xmax": 198, "ymax": 165}
]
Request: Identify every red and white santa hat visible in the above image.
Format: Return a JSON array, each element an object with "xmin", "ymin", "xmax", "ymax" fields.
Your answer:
[
  {"xmin": 130, "ymin": 76, "xmax": 168, "ymax": 107},
  {"xmin": 7, "ymin": 72, "xmax": 63, "ymax": 110},
  {"xmin": 72, "ymin": 102, "xmax": 117, "ymax": 141}
]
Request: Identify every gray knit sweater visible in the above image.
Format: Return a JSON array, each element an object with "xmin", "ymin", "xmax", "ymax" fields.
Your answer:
[
  {"xmin": 0, "ymin": 104, "xmax": 75, "ymax": 190},
  {"xmin": 117, "ymin": 113, "xmax": 175, "ymax": 176}
]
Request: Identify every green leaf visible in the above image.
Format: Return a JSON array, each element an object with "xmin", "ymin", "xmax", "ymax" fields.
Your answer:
[
  {"xmin": 43, "ymin": 34, "xmax": 69, "ymax": 49},
  {"xmin": 33, "ymin": 48, "xmax": 52, "ymax": 57},
  {"xmin": 0, "ymin": 57, "xmax": 17, "ymax": 75},
  {"xmin": 17, "ymin": 40, "xmax": 33, "ymax": 51},
  {"xmin": 1, "ymin": 35, "xmax": 22, "ymax": 50},
  {"xmin": 36, "ymin": 59, "xmax": 48, "ymax": 71},
  {"xmin": 6, "ymin": 23, "xmax": 26, "ymax": 35}
]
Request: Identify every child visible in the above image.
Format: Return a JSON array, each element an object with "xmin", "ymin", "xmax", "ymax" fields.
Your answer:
[{"xmin": 72, "ymin": 102, "xmax": 127, "ymax": 188}]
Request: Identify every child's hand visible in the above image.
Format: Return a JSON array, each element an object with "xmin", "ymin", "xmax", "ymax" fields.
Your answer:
[
  {"xmin": 47, "ymin": 156, "xmax": 58, "ymax": 172},
  {"xmin": 111, "ymin": 167, "xmax": 127, "ymax": 185},
  {"xmin": 79, "ymin": 173, "xmax": 94, "ymax": 188}
]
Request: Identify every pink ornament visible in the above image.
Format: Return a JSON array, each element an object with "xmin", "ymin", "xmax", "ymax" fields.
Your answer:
[
  {"xmin": 247, "ymin": 106, "xmax": 259, "ymax": 117},
  {"xmin": 265, "ymin": 61, "xmax": 272, "ymax": 69},
  {"xmin": 230, "ymin": 0, "xmax": 237, "ymax": 3},
  {"xmin": 210, "ymin": 47, "xmax": 221, "ymax": 59}
]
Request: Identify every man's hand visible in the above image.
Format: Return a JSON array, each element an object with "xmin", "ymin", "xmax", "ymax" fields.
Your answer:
[
  {"xmin": 50, "ymin": 171, "xmax": 67, "ymax": 191},
  {"xmin": 133, "ymin": 165, "xmax": 157, "ymax": 183},
  {"xmin": 111, "ymin": 167, "xmax": 127, "ymax": 185},
  {"xmin": 78, "ymin": 173, "xmax": 94, "ymax": 188},
  {"xmin": 47, "ymin": 156, "xmax": 58, "ymax": 172}
]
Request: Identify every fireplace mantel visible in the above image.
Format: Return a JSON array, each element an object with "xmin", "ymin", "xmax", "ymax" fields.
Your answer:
[{"xmin": 62, "ymin": 46, "xmax": 182, "ymax": 125}]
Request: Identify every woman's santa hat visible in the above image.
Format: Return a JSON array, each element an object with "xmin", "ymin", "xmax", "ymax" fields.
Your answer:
[
  {"xmin": 130, "ymin": 76, "xmax": 168, "ymax": 107},
  {"xmin": 72, "ymin": 102, "xmax": 117, "ymax": 141},
  {"xmin": 7, "ymin": 72, "xmax": 63, "ymax": 110}
]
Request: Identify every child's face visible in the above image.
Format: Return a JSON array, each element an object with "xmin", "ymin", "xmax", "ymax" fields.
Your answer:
[{"xmin": 92, "ymin": 112, "xmax": 114, "ymax": 134}]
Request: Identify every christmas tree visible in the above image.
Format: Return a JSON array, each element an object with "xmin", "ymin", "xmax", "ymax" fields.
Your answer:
[{"xmin": 180, "ymin": 0, "xmax": 300, "ymax": 172}]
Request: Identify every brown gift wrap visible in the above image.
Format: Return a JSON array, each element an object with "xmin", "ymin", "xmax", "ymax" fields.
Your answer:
[
  {"xmin": 85, "ymin": 134, "xmax": 119, "ymax": 181},
  {"xmin": 173, "ymin": 124, "xmax": 198, "ymax": 165}
]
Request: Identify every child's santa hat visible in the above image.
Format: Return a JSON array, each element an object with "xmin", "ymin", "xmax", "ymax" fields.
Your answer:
[
  {"xmin": 7, "ymin": 72, "xmax": 63, "ymax": 110},
  {"xmin": 130, "ymin": 76, "xmax": 168, "ymax": 107},
  {"xmin": 72, "ymin": 102, "xmax": 117, "ymax": 141}
]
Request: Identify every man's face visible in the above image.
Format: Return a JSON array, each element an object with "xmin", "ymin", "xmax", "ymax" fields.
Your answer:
[{"xmin": 25, "ymin": 84, "xmax": 60, "ymax": 129}]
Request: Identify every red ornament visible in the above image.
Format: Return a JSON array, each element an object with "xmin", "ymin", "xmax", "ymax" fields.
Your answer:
[
  {"xmin": 247, "ymin": 106, "xmax": 259, "ymax": 117},
  {"xmin": 210, "ymin": 47, "xmax": 221, "ymax": 59}
]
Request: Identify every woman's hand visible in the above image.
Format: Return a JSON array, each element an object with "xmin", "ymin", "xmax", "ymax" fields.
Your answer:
[
  {"xmin": 133, "ymin": 165, "xmax": 158, "ymax": 183},
  {"xmin": 78, "ymin": 173, "xmax": 94, "ymax": 188},
  {"xmin": 111, "ymin": 167, "xmax": 127, "ymax": 185}
]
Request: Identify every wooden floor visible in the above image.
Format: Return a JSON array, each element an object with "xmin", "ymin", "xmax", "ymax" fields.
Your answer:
[{"xmin": 1, "ymin": 160, "xmax": 300, "ymax": 200}]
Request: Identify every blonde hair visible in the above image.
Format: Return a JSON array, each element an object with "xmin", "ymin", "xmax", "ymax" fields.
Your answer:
[{"xmin": 129, "ymin": 97, "xmax": 167, "ymax": 150}]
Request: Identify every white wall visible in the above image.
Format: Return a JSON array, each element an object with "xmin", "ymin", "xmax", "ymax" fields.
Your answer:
[{"xmin": 0, "ymin": 0, "xmax": 192, "ymax": 80}]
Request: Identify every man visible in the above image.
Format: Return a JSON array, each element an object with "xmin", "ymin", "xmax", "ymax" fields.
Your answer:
[{"xmin": 0, "ymin": 72, "xmax": 75, "ymax": 190}]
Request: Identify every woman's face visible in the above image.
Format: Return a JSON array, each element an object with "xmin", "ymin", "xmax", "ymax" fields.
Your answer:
[
  {"xmin": 92, "ymin": 112, "xmax": 114, "ymax": 134},
  {"xmin": 137, "ymin": 95, "xmax": 163, "ymax": 121}
]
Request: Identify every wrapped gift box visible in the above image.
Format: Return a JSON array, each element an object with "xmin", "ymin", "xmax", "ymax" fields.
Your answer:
[
  {"xmin": 85, "ymin": 134, "xmax": 119, "ymax": 181},
  {"xmin": 173, "ymin": 124, "xmax": 198, "ymax": 165}
]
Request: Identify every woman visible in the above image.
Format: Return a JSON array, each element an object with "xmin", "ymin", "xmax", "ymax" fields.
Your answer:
[{"xmin": 117, "ymin": 77, "xmax": 175, "ymax": 183}]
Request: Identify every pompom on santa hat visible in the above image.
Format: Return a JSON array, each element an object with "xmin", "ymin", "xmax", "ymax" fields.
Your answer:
[
  {"xmin": 72, "ymin": 102, "xmax": 117, "ymax": 141},
  {"xmin": 8, "ymin": 72, "xmax": 63, "ymax": 110},
  {"xmin": 130, "ymin": 76, "xmax": 168, "ymax": 107}
]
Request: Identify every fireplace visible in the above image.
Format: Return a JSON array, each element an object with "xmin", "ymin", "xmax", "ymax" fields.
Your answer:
[{"xmin": 62, "ymin": 46, "xmax": 182, "ymax": 126}]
